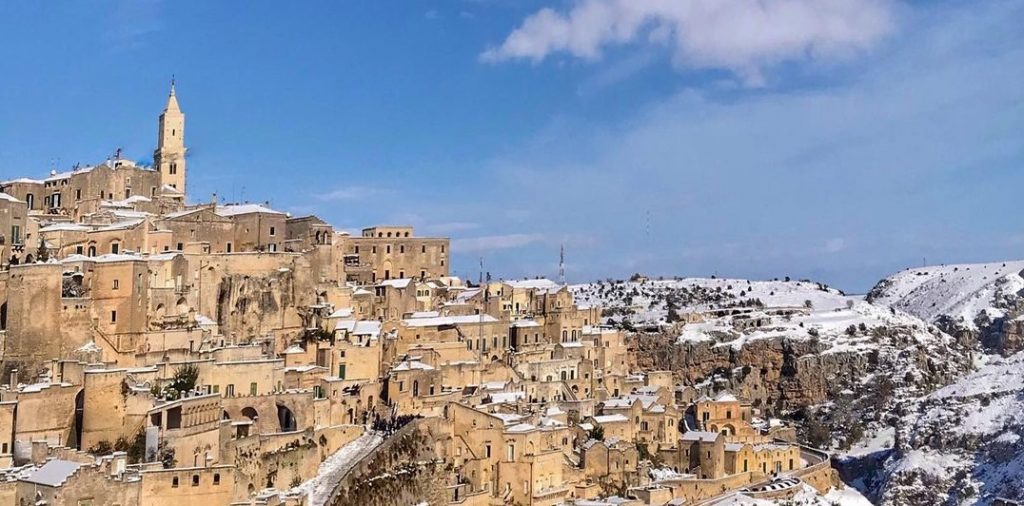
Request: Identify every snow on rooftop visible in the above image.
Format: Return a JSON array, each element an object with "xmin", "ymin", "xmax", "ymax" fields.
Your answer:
[
  {"xmin": 23, "ymin": 459, "xmax": 81, "ymax": 487},
  {"xmin": 215, "ymin": 203, "xmax": 284, "ymax": 217},
  {"xmin": 0, "ymin": 192, "xmax": 24, "ymax": 203},
  {"xmin": 40, "ymin": 223, "xmax": 91, "ymax": 233},
  {"xmin": 393, "ymin": 360, "xmax": 434, "ymax": 371},
  {"xmin": 380, "ymin": 278, "xmax": 412, "ymax": 289},
  {"xmin": 681, "ymin": 431, "xmax": 720, "ymax": 442},
  {"xmin": 592, "ymin": 414, "xmax": 629, "ymax": 424},
  {"xmin": 403, "ymin": 314, "xmax": 499, "ymax": 327},
  {"xmin": 506, "ymin": 278, "xmax": 561, "ymax": 290}
]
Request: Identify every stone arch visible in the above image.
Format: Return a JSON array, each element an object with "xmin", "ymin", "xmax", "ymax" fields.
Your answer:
[
  {"xmin": 241, "ymin": 407, "xmax": 259, "ymax": 420},
  {"xmin": 176, "ymin": 297, "xmax": 189, "ymax": 315},
  {"xmin": 722, "ymin": 424, "xmax": 736, "ymax": 436},
  {"xmin": 24, "ymin": 254, "xmax": 33, "ymax": 264},
  {"xmin": 276, "ymin": 404, "xmax": 296, "ymax": 432},
  {"xmin": 154, "ymin": 303, "xmax": 166, "ymax": 320},
  {"xmin": 709, "ymin": 424, "xmax": 719, "ymax": 433}
]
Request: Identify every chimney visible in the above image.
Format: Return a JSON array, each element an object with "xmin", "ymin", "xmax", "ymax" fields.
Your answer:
[{"xmin": 9, "ymin": 369, "xmax": 17, "ymax": 390}]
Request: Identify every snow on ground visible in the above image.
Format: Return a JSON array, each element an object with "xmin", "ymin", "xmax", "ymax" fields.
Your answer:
[
  {"xmin": 867, "ymin": 260, "xmax": 1024, "ymax": 329},
  {"xmin": 704, "ymin": 484, "xmax": 872, "ymax": 505},
  {"xmin": 572, "ymin": 277, "xmax": 852, "ymax": 326},
  {"xmin": 845, "ymin": 426, "xmax": 896, "ymax": 458},
  {"xmin": 285, "ymin": 430, "xmax": 384, "ymax": 506},
  {"xmin": 878, "ymin": 350, "xmax": 1024, "ymax": 504}
]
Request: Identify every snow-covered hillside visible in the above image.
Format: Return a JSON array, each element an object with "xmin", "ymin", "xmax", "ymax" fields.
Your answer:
[
  {"xmin": 867, "ymin": 260, "xmax": 1024, "ymax": 331},
  {"xmin": 876, "ymin": 351, "xmax": 1024, "ymax": 505},
  {"xmin": 572, "ymin": 277, "xmax": 850, "ymax": 327}
]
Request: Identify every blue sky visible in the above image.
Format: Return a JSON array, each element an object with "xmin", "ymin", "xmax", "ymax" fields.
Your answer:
[{"xmin": 0, "ymin": 1, "xmax": 1021, "ymax": 292}]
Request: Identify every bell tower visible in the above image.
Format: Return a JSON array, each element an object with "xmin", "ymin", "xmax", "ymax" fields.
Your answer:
[{"xmin": 154, "ymin": 78, "xmax": 186, "ymax": 194}]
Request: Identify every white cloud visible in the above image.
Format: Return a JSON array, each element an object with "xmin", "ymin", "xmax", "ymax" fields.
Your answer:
[
  {"xmin": 481, "ymin": 0, "xmax": 895, "ymax": 84},
  {"xmin": 451, "ymin": 234, "xmax": 544, "ymax": 253}
]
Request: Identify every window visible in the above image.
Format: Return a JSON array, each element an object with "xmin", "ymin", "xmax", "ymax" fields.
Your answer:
[
  {"xmin": 111, "ymin": 311, "xmax": 117, "ymax": 323},
  {"xmin": 10, "ymin": 226, "xmax": 21, "ymax": 245},
  {"xmin": 25, "ymin": 194, "xmax": 34, "ymax": 209},
  {"xmin": 421, "ymin": 245, "xmax": 426, "ymax": 253},
  {"xmin": 386, "ymin": 245, "xmax": 391, "ymax": 254},
  {"xmin": 111, "ymin": 243, "xmax": 119, "ymax": 254},
  {"xmin": 400, "ymin": 245, "xmax": 405, "ymax": 253},
  {"xmin": 191, "ymin": 475, "xmax": 199, "ymax": 486},
  {"xmin": 226, "ymin": 384, "xmax": 235, "ymax": 397},
  {"xmin": 250, "ymin": 382, "xmax": 257, "ymax": 396},
  {"xmin": 169, "ymin": 163, "xmax": 177, "ymax": 175},
  {"xmin": 372, "ymin": 246, "xmax": 377, "ymax": 254},
  {"xmin": 112, "ymin": 280, "xmax": 119, "ymax": 290},
  {"xmin": 176, "ymin": 243, "xmax": 183, "ymax": 251},
  {"xmin": 76, "ymin": 245, "xmax": 83, "ymax": 255},
  {"xmin": 226, "ymin": 243, "xmax": 232, "ymax": 253},
  {"xmin": 213, "ymin": 473, "xmax": 220, "ymax": 485},
  {"xmin": 485, "ymin": 444, "xmax": 492, "ymax": 458},
  {"xmin": 354, "ymin": 246, "xmax": 360, "ymax": 254},
  {"xmin": 441, "ymin": 245, "xmax": 445, "ymax": 253},
  {"xmin": 269, "ymin": 226, "xmax": 276, "ymax": 236}
]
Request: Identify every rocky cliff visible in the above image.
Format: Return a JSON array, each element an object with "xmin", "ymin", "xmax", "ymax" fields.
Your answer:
[{"xmin": 867, "ymin": 352, "xmax": 1024, "ymax": 505}]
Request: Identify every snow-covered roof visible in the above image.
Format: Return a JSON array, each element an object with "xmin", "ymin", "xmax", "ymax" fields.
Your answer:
[
  {"xmin": 40, "ymin": 223, "xmax": 90, "ymax": 233},
  {"xmin": 511, "ymin": 319, "xmax": 541, "ymax": 328},
  {"xmin": 0, "ymin": 192, "xmax": 24, "ymax": 203},
  {"xmin": 328, "ymin": 307, "xmax": 354, "ymax": 319},
  {"xmin": 488, "ymin": 391, "xmax": 526, "ymax": 404},
  {"xmin": 215, "ymin": 203, "xmax": 284, "ymax": 217},
  {"xmin": 334, "ymin": 320, "xmax": 381, "ymax": 337},
  {"xmin": 380, "ymin": 278, "xmax": 412, "ymax": 289},
  {"xmin": 23, "ymin": 459, "xmax": 80, "ymax": 487},
  {"xmin": 505, "ymin": 422, "xmax": 538, "ymax": 433},
  {"xmin": 162, "ymin": 208, "xmax": 204, "ymax": 220},
  {"xmin": 94, "ymin": 219, "xmax": 144, "ymax": 232},
  {"xmin": 714, "ymin": 391, "xmax": 739, "ymax": 402},
  {"xmin": 393, "ymin": 360, "xmax": 434, "ymax": 372},
  {"xmin": 1, "ymin": 177, "xmax": 43, "ymax": 185},
  {"xmin": 592, "ymin": 414, "xmax": 629, "ymax": 424},
  {"xmin": 408, "ymin": 311, "xmax": 440, "ymax": 319},
  {"xmin": 403, "ymin": 314, "xmax": 500, "ymax": 327},
  {"xmin": 507, "ymin": 278, "xmax": 560, "ymax": 290},
  {"xmin": 681, "ymin": 431, "xmax": 720, "ymax": 442}
]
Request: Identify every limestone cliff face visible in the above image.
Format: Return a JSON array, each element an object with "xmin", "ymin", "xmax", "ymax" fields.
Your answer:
[
  {"xmin": 629, "ymin": 324, "xmax": 971, "ymax": 414},
  {"xmin": 216, "ymin": 271, "xmax": 295, "ymax": 342},
  {"xmin": 328, "ymin": 421, "xmax": 451, "ymax": 506}
]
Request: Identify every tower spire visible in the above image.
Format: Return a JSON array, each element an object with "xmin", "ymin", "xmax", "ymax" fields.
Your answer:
[{"xmin": 169, "ymin": 75, "xmax": 176, "ymax": 96}]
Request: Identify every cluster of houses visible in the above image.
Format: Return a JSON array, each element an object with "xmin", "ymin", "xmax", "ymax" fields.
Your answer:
[{"xmin": 0, "ymin": 86, "xmax": 834, "ymax": 506}]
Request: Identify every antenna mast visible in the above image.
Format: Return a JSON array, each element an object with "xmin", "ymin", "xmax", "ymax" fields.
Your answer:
[{"xmin": 559, "ymin": 243, "xmax": 566, "ymax": 286}]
